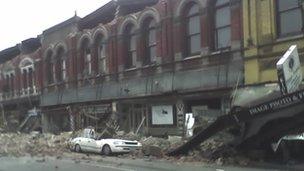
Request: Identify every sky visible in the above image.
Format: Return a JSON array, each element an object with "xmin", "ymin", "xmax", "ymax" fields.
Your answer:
[{"xmin": 0, "ymin": 0, "xmax": 111, "ymax": 51}]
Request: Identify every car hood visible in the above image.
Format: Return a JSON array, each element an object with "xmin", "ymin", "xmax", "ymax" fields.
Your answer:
[{"xmin": 97, "ymin": 139, "xmax": 139, "ymax": 142}]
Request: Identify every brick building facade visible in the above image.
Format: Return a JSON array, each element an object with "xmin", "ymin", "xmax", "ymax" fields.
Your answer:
[
  {"xmin": 0, "ymin": 38, "xmax": 42, "ymax": 131},
  {"xmin": 0, "ymin": 0, "xmax": 243, "ymax": 136}
]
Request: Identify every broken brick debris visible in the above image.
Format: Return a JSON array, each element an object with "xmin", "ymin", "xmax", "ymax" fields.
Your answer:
[
  {"xmin": 0, "ymin": 131, "xmax": 72, "ymax": 157},
  {"xmin": 0, "ymin": 130, "xmax": 251, "ymax": 166}
]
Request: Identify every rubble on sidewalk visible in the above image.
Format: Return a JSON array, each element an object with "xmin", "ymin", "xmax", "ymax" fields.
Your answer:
[
  {"xmin": 0, "ymin": 131, "xmax": 73, "ymax": 157},
  {"xmin": 113, "ymin": 131, "xmax": 141, "ymax": 141},
  {"xmin": 112, "ymin": 131, "xmax": 249, "ymax": 165},
  {"xmin": 0, "ymin": 129, "xmax": 251, "ymax": 166},
  {"xmin": 142, "ymin": 145, "xmax": 163, "ymax": 157}
]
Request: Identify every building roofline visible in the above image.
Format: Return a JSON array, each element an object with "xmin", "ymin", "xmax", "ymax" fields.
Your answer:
[
  {"xmin": 43, "ymin": 15, "xmax": 81, "ymax": 35},
  {"xmin": 79, "ymin": 1, "xmax": 117, "ymax": 30}
]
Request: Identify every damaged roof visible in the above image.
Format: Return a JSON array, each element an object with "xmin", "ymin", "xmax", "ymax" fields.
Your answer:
[
  {"xmin": 79, "ymin": 1, "xmax": 117, "ymax": 30},
  {"xmin": 79, "ymin": 0, "xmax": 159, "ymax": 30},
  {"xmin": 0, "ymin": 45, "xmax": 20, "ymax": 64},
  {"xmin": 43, "ymin": 15, "xmax": 81, "ymax": 35},
  {"xmin": 116, "ymin": 0, "xmax": 158, "ymax": 6},
  {"xmin": 0, "ymin": 37, "xmax": 41, "ymax": 64},
  {"xmin": 21, "ymin": 38, "xmax": 41, "ymax": 54}
]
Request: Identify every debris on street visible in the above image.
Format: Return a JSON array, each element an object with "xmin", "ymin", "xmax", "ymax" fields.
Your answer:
[
  {"xmin": 0, "ymin": 131, "xmax": 72, "ymax": 157},
  {"xmin": 0, "ymin": 128, "xmax": 260, "ymax": 167}
]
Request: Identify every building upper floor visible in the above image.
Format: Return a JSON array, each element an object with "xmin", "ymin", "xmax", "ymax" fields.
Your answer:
[
  {"xmin": 0, "ymin": 38, "xmax": 41, "ymax": 101},
  {"xmin": 0, "ymin": 0, "xmax": 244, "ymax": 103},
  {"xmin": 41, "ymin": 0, "xmax": 243, "ymax": 91},
  {"xmin": 244, "ymin": 0, "xmax": 304, "ymax": 84}
]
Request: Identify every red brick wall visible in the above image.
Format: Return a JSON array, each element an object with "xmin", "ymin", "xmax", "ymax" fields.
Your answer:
[
  {"xmin": 69, "ymin": 35, "xmax": 78, "ymax": 87},
  {"xmin": 38, "ymin": 0, "xmax": 243, "ymax": 88},
  {"xmin": 231, "ymin": 4, "xmax": 242, "ymax": 41}
]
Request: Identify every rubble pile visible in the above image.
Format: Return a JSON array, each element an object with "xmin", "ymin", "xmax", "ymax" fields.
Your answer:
[
  {"xmin": 113, "ymin": 131, "xmax": 141, "ymax": 141},
  {"xmin": 115, "ymin": 131, "xmax": 250, "ymax": 165},
  {"xmin": 173, "ymin": 132, "xmax": 251, "ymax": 166},
  {"xmin": 0, "ymin": 129, "xmax": 251, "ymax": 166},
  {"xmin": 140, "ymin": 136, "xmax": 174, "ymax": 157},
  {"xmin": 0, "ymin": 132, "xmax": 72, "ymax": 157}
]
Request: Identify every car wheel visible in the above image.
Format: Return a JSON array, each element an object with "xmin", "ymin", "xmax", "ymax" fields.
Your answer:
[
  {"xmin": 75, "ymin": 144, "xmax": 82, "ymax": 153},
  {"xmin": 102, "ymin": 144, "xmax": 112, "ymax": 156}
]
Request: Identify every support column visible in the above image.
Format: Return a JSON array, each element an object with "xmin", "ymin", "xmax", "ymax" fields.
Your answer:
[
  {"xmin": 67, "ymin": 106, "xmax": 75, "ymax": 132},
  {"xmin": 1, "ymin": 103, "xmax": 7, "ymax": 127},
  {"xmin": 41, "ymin": 112, "xmax": 50, "ymax": 133},
  {"xmin": 176, "ymin": 100, "xmax": 185, "ymax": 136}
]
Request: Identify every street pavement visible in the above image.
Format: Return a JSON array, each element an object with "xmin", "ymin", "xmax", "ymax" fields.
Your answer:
[{"xmin": 0, "ymin": 156, "xmax": 285, "ymax": 171}]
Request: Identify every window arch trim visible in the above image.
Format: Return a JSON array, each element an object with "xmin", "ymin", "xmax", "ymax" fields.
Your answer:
[
  {"xmin": 77, "ymin": 33, "xmax": 93, "ymax": 51},
  {"xmin": 118, "ymin": 15, "xmax": 139, "ymax": 36},
  {"xmin": 175, "ymin": 0, "xmax": 204, "ymax": 18},
  {"xmin": 138, "ymin": 8, "xmax": 160, "ymax": 27},
  {"xmin": 19, "ymin": 57, "xmax": 34, "ymax": 72}
]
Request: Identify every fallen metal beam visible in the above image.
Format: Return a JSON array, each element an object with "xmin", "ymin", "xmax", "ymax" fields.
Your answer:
[
  {"xmin": 167, "ymin": 89, "xmax": 304, "ymax": 156},
  {"xmin": 167, "ymin": 114, "xmax": 236, "ymax": 156}
]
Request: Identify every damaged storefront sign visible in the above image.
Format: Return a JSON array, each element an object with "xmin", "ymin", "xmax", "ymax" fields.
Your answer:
[
  {"xmin": 277, "ymin": 45, "xmax": 302, "ymax": 95},
  {"xmin": 168, "ymin": 88, "xmax": 304, "ymax": 156},
  {"xmin": 185, "ymin": 113, "xmax": 195, "ymax": 138},
  {"xmin": 151, "ymin": 105, "xmax": 173, "ymax": 125},
  {"xmin": 248, "ymin": 90, "xmax": 304, "ymax": 115}
]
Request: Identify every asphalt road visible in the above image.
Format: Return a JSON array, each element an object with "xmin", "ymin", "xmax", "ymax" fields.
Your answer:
[{"xmin": 0, "ymin": 156, "xmax": 284, "ymax": 171}]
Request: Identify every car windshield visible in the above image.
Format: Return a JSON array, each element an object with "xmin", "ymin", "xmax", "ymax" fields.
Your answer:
[{"xmin": 82, "ymin": 129, "xmax": 96, "ymax": 139}]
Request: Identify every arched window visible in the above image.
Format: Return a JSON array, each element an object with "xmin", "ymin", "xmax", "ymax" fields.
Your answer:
[
  {"xmin": 27, "ymin": 68, "xmax": 33, "ymax": 93},
  {"xmin": 95, "ymin": 34, "xmax": 107, "ymax": 74},
  {"xmin": 81, "ymin": 39, "xmax": 92, "ymax": 75},
  {"xmin": 124, "ymin": 24, "xmax": 137, "ymax": 69},
  {"xmin": 2, "ymin": 64, "xmax": 15, "ymax": 97},
  {"xmin": 185, "ymin": 3, "xmax": 201, "ymax": 56},
  {"xmin": 143, "ymin": 18, "xmax": 157, "ymax": 64},
  {"xmin": 45, "ymin": 51, "xmax": 54, "ymax": 84},
  {"xmin": 215, "ymin": 0, "xmax": 231, "ymax": 49},
  {"xmin": 277, "ymin": 0, "xmax": 303, "ymax": 37},
  {"xmin": 20, "ymin": 58, "xmax": 34, "ymax": 94},
  {"xmin": 56, "ymin": 47, "xmax": 66, "ymax": 82}
]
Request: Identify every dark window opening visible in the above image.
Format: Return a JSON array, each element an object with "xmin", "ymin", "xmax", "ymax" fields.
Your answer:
[
  {"xmin": 124, "ymin": 24, "xmax": 137, "ymax": 69},
  {"xmin": 28, "ymin": 68, "xmax": 34, "ymax": 93},
  {"xmin": 46, "ymin": 51, "xmax": 54, "ymax": 85},
  {"xmin": 95, "ymin": 35, "xmax": 107, "ymax": 74},
  {"xmin": 56, "ymin": 48, "xmax": 65, "ymax": 82},
  {"xmin": 184, "ymin": 3, "xmax": 201, "ymax": 57},
  {"xmin": 81, "ymin": 39, "xmax": 92, "ymax": 76},
  {"xmin": 215, "ymin": 0, "xmax": 231, "ymax": 49},
  {"xmin": 277, "ymin": 0, "xmax": 303, "ymax": 37},
  {"xmin": 143, "ymin": 18, "xmax": 157, "ymax": 65}
]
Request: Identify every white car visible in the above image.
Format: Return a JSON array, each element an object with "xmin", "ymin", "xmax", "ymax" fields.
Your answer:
[{"xmin": 69, "ymin": 128, "xmax": 142, "ymax": 155}]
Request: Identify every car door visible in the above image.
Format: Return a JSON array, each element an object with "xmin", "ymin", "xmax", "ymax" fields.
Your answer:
[
  {"xmin": 79, "ymin": 137, "xmax": 91, "ymax": 152},
  {"xmin": 86, "ymin": 138, "xmax": 98, "ymax": 152}
]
